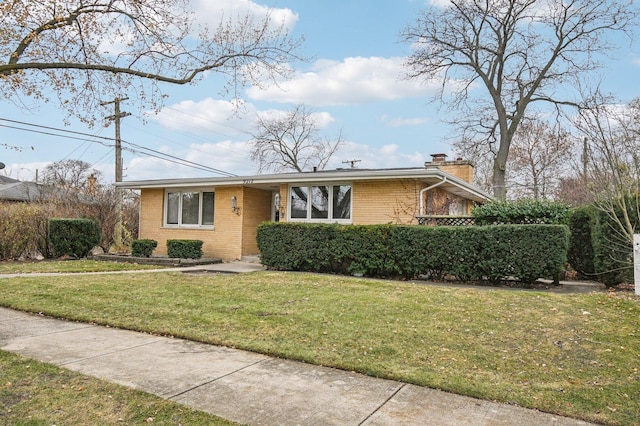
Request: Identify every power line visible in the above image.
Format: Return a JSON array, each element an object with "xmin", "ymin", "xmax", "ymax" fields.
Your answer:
[
  {"xmin": 0, "ymin": 117, "xmax": 237, "ymax": 177},
  {"xmin": 0, "ymin": 123, "xmax": 113, "ymax": 147},
  {"xmin": 123, "ymin": 141, "xmax": 237, "ymax": 177}
]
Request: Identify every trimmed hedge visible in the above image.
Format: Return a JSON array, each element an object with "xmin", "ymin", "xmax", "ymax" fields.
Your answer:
[
  {"xmin": 257, "ymin": 223, "xmax": 569, "ymax": 283},
  {"xmin": 49, "ymin": 218, "xmax": 101, "ymax": 258},
  {"xmin": 568, "ymin": 202, "xmax": 637, "ymax": 287},
  {"xmin": 473, "ymin": 199, "xmax": 571, "ymax": 225},
  {"xmin": 167, "ymin": 239, "xmax": 203, "ymax": 259},
  {"xmin": 131, "ymin": 239, "xmax": 157, "ymax": 258},
  {"xmin": 567, "ymin": 207, "xmax": 597, "ymax": 279}
]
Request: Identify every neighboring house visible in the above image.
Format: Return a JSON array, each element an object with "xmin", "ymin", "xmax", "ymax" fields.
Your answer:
[
  {"xmin": 117, "ymin": 155, "xmax": 492, "ymax": 261},
  {"xmin": 0, "ymin": 176, "xmax": 45, "ymax": 202}
]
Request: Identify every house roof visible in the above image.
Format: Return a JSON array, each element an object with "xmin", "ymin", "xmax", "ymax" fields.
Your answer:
[
  {"xmin": 0, "ymin": 179, "xmax": 44, "ymax": 201},
  {"xmin": 117, "ymin": 167, "xmax": 493, "ymax": 203}
]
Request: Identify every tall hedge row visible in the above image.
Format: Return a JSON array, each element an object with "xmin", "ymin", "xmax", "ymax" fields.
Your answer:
[
  {"xmin": 568, "ymin": 203, "xmax": 637, "ymax": 287},
  {"xmin": 472, "ymin": 199, "xmax": 571, "ymax": 225},
  {"xmin": 257, "ymin": 223, "xmax": 569, "ymax": 283}
]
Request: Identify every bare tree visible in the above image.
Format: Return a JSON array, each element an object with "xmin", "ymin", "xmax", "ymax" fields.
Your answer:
[
  {"xmin": 555, "ymin": 176, "xmax": 595, "ymax": 207},
  {"xmin": 0, "ymin": 1, "xmax": 302, "ymax": 125},
  {"xmin": 249, "ymin": 104, "xmax": 343, "ymax": 173},
  {"xmin": 401, "ymin": 0, "xmax": 637, "ymax": 199},
  {"xmin": 39, "ymin": 159, "xmax": 138, "ymax": 250},
  {"xmin": 574, "ymin": 96, "xmax": 640, "ymax": 242},
  {"xmin": 42, "ymin": 159, "xmax": 99, "ymax": 191},
  {"xmin": 568, "ymin": 96, "xmax": 640, "ymax": 283},
  {"xmin": 508, "ymin": 119, "xmax": 574, "ymax": 200}
]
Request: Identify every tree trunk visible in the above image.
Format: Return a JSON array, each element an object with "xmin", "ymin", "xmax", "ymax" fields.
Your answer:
[{"xmin": 492, "ymin": 135, "xmax": 511, "ymax": 200}]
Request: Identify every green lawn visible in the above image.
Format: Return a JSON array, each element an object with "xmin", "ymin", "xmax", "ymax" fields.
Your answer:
[
  {"xmin": 0, "ymin": 265, "xmax": 638, "ymax": 425},
  {"xmin": 0, "ymin": 350, "xmax": 234, "ymax": 425},
  {"xmin": 0, "ymin": 259, "xmax": 166, "ymax": 274}
]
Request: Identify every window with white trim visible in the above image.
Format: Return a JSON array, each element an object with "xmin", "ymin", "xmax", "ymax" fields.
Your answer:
[
  {"xmin": 289, "ymin": 184, "xmax": 351, "ymax": 222},
  {"xmin": 164, "ymin": 190, "xmax": 215, "ymax": 227}
]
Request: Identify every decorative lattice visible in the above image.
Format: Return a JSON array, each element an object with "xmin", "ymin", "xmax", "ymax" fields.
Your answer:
[{"xmin": 415, "ymin": 215, "xmax": 476, "ymax": 226}]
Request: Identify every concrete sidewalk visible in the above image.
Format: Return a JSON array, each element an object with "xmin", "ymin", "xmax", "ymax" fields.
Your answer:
[{"xmin": 0, "ymin": 307, "xmax": 593, "ymax": 425}]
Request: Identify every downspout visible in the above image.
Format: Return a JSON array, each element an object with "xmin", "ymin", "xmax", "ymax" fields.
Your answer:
[{"xmin": 419, "ymin": 177, "xmax": 447, "ymax": 215}]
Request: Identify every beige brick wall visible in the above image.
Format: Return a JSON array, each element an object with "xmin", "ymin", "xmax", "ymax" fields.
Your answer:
[
  {"xmin": 276, "ymin": 180, "xmax": 437, "ymax": 225},
  {"xmin": 139, "ymin": 187, "xmax": 250, "ymax": 261},
  {"xmin": 352, "ymin": 179, "xmax": 422, "ymax": 225},
  {"xmin": 432, "ymin": 161, "xmax": 474, "ymax": 183},
  {"xmin": 240, "ymin": 187, "xmax": 273, "ymax": 256}
]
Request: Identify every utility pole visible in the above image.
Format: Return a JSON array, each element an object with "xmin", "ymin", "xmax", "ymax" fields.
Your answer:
[{"xmin": 102, "ymin": 97, "xmax": 131, "ymax": 249}]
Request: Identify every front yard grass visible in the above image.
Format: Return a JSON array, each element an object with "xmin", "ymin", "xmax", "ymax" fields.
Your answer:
[
  {"xmin": 0, "ymin": 270, "xmax": 638, "ymax": 425},
  {"xmin": 0, "ymin": 350, "xmax": 233, "ymax": 425},
  {"xmin": 0, "ymin": 259, "xmax": 166, "ymax": 274}
]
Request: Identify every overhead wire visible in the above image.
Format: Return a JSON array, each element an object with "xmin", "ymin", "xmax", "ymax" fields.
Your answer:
[
  {"xmin": 122, "ymin": 104, "xmax": 254, "ymax": 162},
  {"xmin": 0, "ymin": 117, "xmax": 237, "ymax": 177}
]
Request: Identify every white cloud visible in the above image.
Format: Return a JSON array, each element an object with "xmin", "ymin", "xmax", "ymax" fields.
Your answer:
[
  {"xmin": 191, "ymin": 0, "xmax": 298, "ymax": 32},
  {"xmin": 380, "ymin": 115, "xmax": 429, "ymax": 127},
  {"xmin": 125, "ymin": 140, "xmax": 256, "ymax": 180},
  {"xmin": 120, "ymin": 139, "xmax": 435, "ymax": 181},
  {"xmin": 152, "ymin": 98, "xmax": 337, "ymax": 135},
  {"xmin": 151, "ymin": 98, "xmax": 256, "ymax": 136},
  {"xmin": 2, "ymin": 162, "xmax": 50, "ymax": 182},
  {"xmin": 256, "ymin": 109, "xmax": 335, "ymax": 129},
  {"xmin": 247, "ymin": 56, "xmax": 442, "ymax": 106},
  {"xmin": 429, "ymin": 0, "xmax": 452, "ymax": 7}
]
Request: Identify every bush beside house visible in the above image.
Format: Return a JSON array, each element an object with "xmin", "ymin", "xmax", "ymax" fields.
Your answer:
[
  {"xmin": 131, "ymin": 239, "xmax": 158, "ymax": 258},
  {"xmin": 472, "ymin": 199, "xmax": 571, "ymax": 225},
  {"xmin": 257, "ymin": 223, "xmax": 569, "ymax": 283},
  {"xmin": 48, "ymin": 218, "xmax": 102, "ymax": 258},
  {"xmin": 167, "ymin": 239, "xmax": 203, "ymax": 259}
]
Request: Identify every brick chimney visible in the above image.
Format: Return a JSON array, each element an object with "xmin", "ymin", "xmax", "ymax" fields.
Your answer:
[
  {"xmin": 430, "ymin": 153, "xmax": 447, "ymax": 162},
  {"xmin": 425, "ymin": 154, "xmax": 475, "ymax": 183},
  {"xmin": 86, "ymin": 173, "xmax": 97, "ymax": 195}
]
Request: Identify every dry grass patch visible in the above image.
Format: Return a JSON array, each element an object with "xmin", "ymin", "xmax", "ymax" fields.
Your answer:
[
  {"xmin": 0, "ymin": 259, "xmax": 165, "ymax": 274},
  {"xmin": 0, "ymin": 350, "xmax": 233, "ymax": 425},
  {"xmin": 0, "ymin": 270, "xmax": 638, "ymax": 425}
]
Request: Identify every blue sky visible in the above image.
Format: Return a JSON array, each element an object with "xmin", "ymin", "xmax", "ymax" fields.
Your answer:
[{"xmin": 1, "ymin": 0, "xmax": 639, "ymax": 183}]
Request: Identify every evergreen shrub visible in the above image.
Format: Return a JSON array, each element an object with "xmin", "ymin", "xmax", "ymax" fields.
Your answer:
[
  {"xmin": 48, "ymin": 218, "xmax": 101, "ymax": 258},
  {"xmin": 131, "ymin": 239, "xmax": 157, "ymax": 258},
  {"xmin": 167, "ymin": 239, "xmax": 203, "ymax": 259},
  {"xmin": 257, "ymin": 222, "xmax": 569, "ymax": 283},
  {"xmin": 472, "ymin": 199, "xmax": 571, "ymax": 225}
]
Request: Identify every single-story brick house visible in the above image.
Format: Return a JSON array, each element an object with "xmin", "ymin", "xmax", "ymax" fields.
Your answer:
[{"xmin": 117, "ymin": 155, "xmax": 492, "ymax": 260}]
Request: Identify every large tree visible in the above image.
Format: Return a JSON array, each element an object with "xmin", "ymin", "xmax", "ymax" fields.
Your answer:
[
  {"xmin": 249, "ymin": 104, "xmax": 343, "ymax": 173},
  {"xmin": 0, "ymin": 0, "xmax": 302, "ymax": 125},
  {"xmin": 575, "ymin": 97, "xmax": 640, "ymax": 243},
  {"xmin": 402, "ymin": 0, "xmax": 637, "ymax": 199}
]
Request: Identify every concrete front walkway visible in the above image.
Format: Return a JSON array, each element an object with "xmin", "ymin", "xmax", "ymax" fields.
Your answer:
[{"xmin": 0, "ymin": 307, "xmax": 593, "ymax": 426}]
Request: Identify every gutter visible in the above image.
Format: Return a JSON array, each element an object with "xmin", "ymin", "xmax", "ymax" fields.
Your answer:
[{"xmin": 419, "ymin": 176, "xmax": 447, "ymax": 215}]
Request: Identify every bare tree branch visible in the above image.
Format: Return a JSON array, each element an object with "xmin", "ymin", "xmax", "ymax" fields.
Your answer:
[
  {"xmin": 0, "ymin": 0, "xmax": 304, "ymax": 125},
  {"xmin": 402, "ymin": 0, "xmax": 638, "ymax": 199},
  {"xmin": 249, "ymin": 104, "xmax": 343, "ymax": 173}
]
